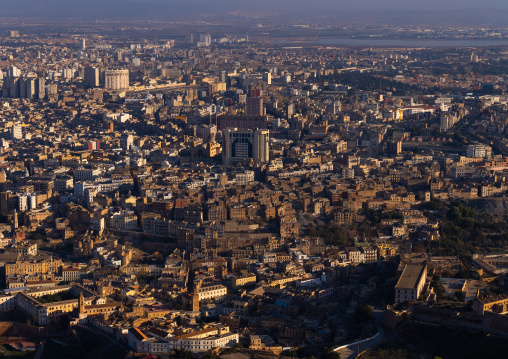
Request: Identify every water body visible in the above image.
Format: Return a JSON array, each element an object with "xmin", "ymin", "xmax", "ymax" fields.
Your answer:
[{"xmin": 279, "ymin": 38, "xmax": 508, "ymax": 47}]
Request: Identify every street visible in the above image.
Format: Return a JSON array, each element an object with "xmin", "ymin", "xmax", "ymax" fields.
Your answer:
[{"xmin": 334, "ymin": 306, "xmax": 386, "ymax": 359}]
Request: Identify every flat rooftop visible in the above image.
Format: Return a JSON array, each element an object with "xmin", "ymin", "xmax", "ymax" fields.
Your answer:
[{"xmin": 395, "ymin": 264, "xmax": 426, "ymax": 290}]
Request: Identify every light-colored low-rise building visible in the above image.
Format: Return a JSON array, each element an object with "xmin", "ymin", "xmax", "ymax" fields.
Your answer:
[{"xmin": 394, "ymin": 264, "xmax": 427, "ymax": 304}]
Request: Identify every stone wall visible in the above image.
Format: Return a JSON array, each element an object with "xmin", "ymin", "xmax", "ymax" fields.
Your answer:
[{"xmin": 483, "ymin": 311, "xmax": 508, "ymax": 337}]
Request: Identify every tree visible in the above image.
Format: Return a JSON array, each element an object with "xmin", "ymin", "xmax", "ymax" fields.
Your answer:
[
  {"xmin": 355, "ymin": 304, "xmax": 373, "ymax": 321},
  {"xmin": 321, "ymin": 347, "xmax": 340, "ymax": 359},
  {"xmin": 172, "ymin": 349, "xmax": 193, "ymax": 359},
  {"xmin": 447, "ymin": 206, "xmax": 463, "ymax": 222},
  {"xmin": 434, "ymin": 284, "xmax": 445, "ymax": 300}
]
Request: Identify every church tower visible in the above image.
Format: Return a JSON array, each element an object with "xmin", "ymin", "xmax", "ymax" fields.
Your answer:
[
  {"xmin": 191, "ymin": 288, "xmax": 200, "ymax": 312},
  {"xmin": 13, "ymin": 209, "xmax": 18, "ymax": 230},
  {"xmin": 78, "ymin": 292, "xmax": 87, "ymax": 319}
]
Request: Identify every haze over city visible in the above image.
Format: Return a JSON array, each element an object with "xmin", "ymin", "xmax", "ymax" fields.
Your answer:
[
  {"xmin": 3, "ymin": 0, "xmax": 508, "ymax": 24},
  {"xmin": 0, "ymin": 0, "xmax": 507, "ymax": 359}
]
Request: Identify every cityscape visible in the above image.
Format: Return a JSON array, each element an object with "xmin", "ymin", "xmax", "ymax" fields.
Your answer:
[{"xmin": 0, "ymin": 3, "xmax": 508, "ymax": 359}]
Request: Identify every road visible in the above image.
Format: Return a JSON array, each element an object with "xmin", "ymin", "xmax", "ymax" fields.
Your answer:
[
  {"xmin": 334, "ymin": 306, "xmax": 386, "ymax": 359},
  {"xmin": 0, "ymin": 344, "xmax": 10, "ymax": 358}
]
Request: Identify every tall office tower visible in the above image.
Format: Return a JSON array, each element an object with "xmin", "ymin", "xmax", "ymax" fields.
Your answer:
[
  {"xmin": 84, "ymin": 66, "xmax": 100, "ymax": 87},
  {"xmin": 287, "ymin": 103, "xmax": 294, "ymax": 118},
  {"xmin": 62, "ymin": 68, "xmax": 73, "ymax": 80},
  {"xmin": 81, "ymin": 38, "xmax": 86, "ymax": 51},
  {"xmin": 9, "ymin": 77, "xmax": 20, "ymax": 98},
  {"xmin": 104, "ymin": 69, "xmax": 129, "ymax": 91},
  {"xmin": 19, "ymin": 77, "xmax": 27, "ymax": 98},
  {"xmin": 262, "ymin": 72, "xmax": 272, "ymax": 85},
  {"xmin": 246, "ymin": 95, "xmax": 263, "ymax": 116},
  {"xmin": 132, "ymin": 57, "xmax": 141, "ymax": 66},
  {"xmin": 115, "ymin": 51, "xmax": 123, "ymax": 61},
  {"xmin": 26, "ymin": 78, "xmax": 37, "ymax": 99},
  {"xmin": 8, "ymin": 66, "xmax": 20, "ymax": 77},
  {"xmin": 387, "ymin": 140, "xmax": 402, "ymax": 155},
  {"xmin": 37, "ymin": 77, "xmax": 46, "ymax": 99},
  {"xmin": 120, "ymin": 134, "xmax": 134, "ymax": 150},
  {"xmin": 199, "ymin": 34, "xmax": 212, "ymax": 46},
  {"xmin": 222, "ymin": 128, "xmax": 269, "ymax": 166},
  {"xmin": 46, "ymin": 83, "xmax": 58, "ymax": 97},
  {"xmin": 1, "ymin": 77, "xmax": 8, "ymax": 97}
]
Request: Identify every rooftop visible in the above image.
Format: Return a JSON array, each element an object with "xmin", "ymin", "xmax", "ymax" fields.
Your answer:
[{"xmin": 395, "ymin": 264, "xmax": 426, "ymax": 290}]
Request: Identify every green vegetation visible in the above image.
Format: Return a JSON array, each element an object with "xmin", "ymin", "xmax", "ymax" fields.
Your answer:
[
  {"xmin": 446, "ymin": 201, "xmax": 476, "ymax": 222},
  {"xmin": 41, "ymin": 327, "xmax": 127, "ymax": 359},
  {"xmin": 39, "ymin": 242, "xmax": 73, "ymax": 256},
  {"xmin": 355, "ymin": 304, "xmax": 374, "ymax": 321},
  {"xmin": 172, "ymin": 348, "xmax": 194, "ymax": 359},
  {"xmin": 419, "ymin": 198, "xmax": 442, "ymax": 211},
  {"xmin": 285, "ymin": 346, "xmax": 340, "ymax": 359},
  {"xmin": 321, "ymin": 347, "xmax": 340, "ymax": 359},
  {"xmin": 0, "ymin": 345, "xmax": 35, "ymax": 358},
  {"xmin": 306, "ymin": 223, "xmax": 354, "ymax": 247},
  {"xmin": 27, "ymin": 231, "xmax": 46, "ymax": 241},
  {"xmin": 365, "ymin": 209, "xmax": 404, "ymax": 225},
  {"xmin": 360, "ymin": 348, "xmax": 410, "ymax": 359},
  {"xmin": 136, "ymin": 275, "xmax": 157, "ymax": 286},
  {"xmin": 427, "ymin": 200, "xmax": 508, "ymax": 257},
  {"xmin": 368, "ymin": 322, "xmax": 508, "ymax": 359},
  {"xmin": 324, "ymin": 72, "xmax": 420, "ymax": 96},
  {"xmin": 37, "ymin": 291, "xmax": 76, "ymax": 304},
  {"xmin": 429, "ymin": 274, "xmax": 445, "ymax": 301}
]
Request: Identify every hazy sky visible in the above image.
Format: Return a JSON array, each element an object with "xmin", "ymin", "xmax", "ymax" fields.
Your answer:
[{"xmin": 4, "ymin": 0, "xmax": 508, "ymax": 19}]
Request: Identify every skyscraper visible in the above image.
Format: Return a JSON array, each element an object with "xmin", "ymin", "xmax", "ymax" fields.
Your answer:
[
  {"xmin": 19, "ymin": 77, "xmax": 27, "ymax": 98},
  {"xmin": 26, "ymin": 78, "xmax": 37, "ymax": 99},
  {"xmin": 199, "ymin": 34, "xmax": 212, "ymax": 46},
  {"xmin": 8, "ymin": 66, "xmax": 20, "ymax": 77},
  {"xmin": 9, "ymin": 77, "xmax": 20, "ymax": 98},
  {"xmin": 120, "ymin": 134, "xmax": 134, "ymax": 150},
  {"xmin": 262, "ymin": 72, "xmax": 272, "ymax": 85},
  {"xmin": 46, "ymin": 83, "xmax": 58, "ymax": 97},
  {"xmin": 222, "ymin": 128, "xmax": 269, "ymax": 166},
  {"xmin": 84, "ymin": 66, "xmax": 100, "ymax": 87},
  {"xmin": 37, "ymin": 77, "xmax": 46, "ymax": 99},
  {"xmin": 246, "ymin": 96, "xmax": 263, "ymax": 116}
]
